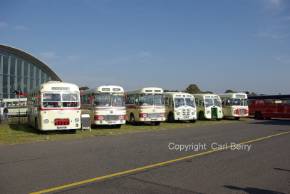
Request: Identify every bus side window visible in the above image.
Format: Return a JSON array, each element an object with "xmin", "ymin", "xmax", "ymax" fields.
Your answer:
[
  {"xmin": 135, "ymin": 96, "xmax": 139, "ymax": 105},
  {"xmin": 81, "ymin": 95, "xmax": 86, "ymax": 104},
  {"xmin": 170, "ymin": 98, "xmax": 173, "ymax": 107},
  {"xmin": 226, "ymin": 99, "xmax": 231, "ymax": 106},
  {"xmin": 165, "ymin": 97, "xmax": 170, "ymax": 106},
  {"xmin": 126, "ymin": 95, "xmax": 134, "ymax": 104},
  {"xmin": 125, "ymin": 95, "xmax": 128, "ymax": 104},
  {"xmin": 87, "ymin": 95, "xmax": 92, "ymax": 105}
]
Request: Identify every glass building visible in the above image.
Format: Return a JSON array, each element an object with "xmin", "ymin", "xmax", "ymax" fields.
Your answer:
[{"xmin": 0, "ymin": 45, "xmax": 61, "ymax": 99}]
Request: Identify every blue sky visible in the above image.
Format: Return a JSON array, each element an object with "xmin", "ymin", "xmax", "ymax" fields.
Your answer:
[{"xmin": 1, "ymin": 0, "xmax": 290, "ymax": 94}]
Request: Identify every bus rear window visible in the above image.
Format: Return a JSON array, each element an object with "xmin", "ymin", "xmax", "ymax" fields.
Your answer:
[
  {"xmin": 43, "ymin": 93, "xmax": 61, "ymax": 102},
  {"xmin": 62, "ymin": 93, "xmax": 79, "ymax": 101}
]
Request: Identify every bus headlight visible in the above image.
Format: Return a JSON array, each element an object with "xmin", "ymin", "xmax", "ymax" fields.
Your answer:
[
  {"xmin": 139, "ymin": 113, "xmax": 148, "ymax": 118},
  {"xmin": 75, "ymin": 118, "xmax": 80, "ymax": 123},
  {"xmin": 119, "ymin": 115, "xmax": 125, "ymax": 120},
  {"xmin": 44, "ymin": 119, "xmax": 49, "ymax": 124}
]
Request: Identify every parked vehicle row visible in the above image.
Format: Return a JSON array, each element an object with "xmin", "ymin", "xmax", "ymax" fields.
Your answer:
[{"xmin": 23, "ymin": 81, "xmax": 251, "ymax": 131}]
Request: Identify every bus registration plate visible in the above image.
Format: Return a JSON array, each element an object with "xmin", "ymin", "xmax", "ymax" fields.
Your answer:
[{"xmin": 57, "ymin": 126, "xmax": 67, "ymax": 129}]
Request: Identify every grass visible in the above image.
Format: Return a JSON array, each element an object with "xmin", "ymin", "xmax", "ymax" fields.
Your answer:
[{"xmin": 0, "ymin": 119, "xmax": 247, "ymax": 145}]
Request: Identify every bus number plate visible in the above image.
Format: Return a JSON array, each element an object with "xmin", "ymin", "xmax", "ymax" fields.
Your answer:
[{"xmin": 57, "ymin": 126, "xmax": 67, "ymax": 129}]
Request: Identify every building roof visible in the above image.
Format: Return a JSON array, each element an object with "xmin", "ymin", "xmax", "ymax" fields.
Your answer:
[{"xmin": 0, "ymin": 44, "xmax": 61, "ymax": 81}]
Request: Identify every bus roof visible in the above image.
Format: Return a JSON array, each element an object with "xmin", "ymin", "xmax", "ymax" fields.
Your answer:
[
  {"xmin": 248, "ymin": 95, "xmax": 290, "ymax": 100},
  {"xmin": 164, "ymin": 92, "xmax": 194, "ymax": 98},
  {"xmin": 39, "ymin": 81, "xmax": 80, "ymax": 93},
  {"xmin": 95, "ymin": 85, "xmax": 124, "ymax": 93},
  {"xmin": 219, "ymin": 93, "xmax": 248, "ymax": 99},
  {"xmin": 193, "ymin": 93, "xmax": 219, "ymax": 98},
  {"xmin": 127, "ymin": 87, "xmax": 164, "ymax": 94}
]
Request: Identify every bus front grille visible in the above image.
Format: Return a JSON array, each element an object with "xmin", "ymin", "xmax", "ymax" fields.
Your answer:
[
  {"xmin": 148, "ymin": 113, "xmax": 161, "ymax": 118},
  {"xmin": 239, "ymin": 109, "xmax": 248, "ymax": 115},
  {"xmin": 104, "ymin": 115, "xmax": 120, "ymax": 121},
  {"xmin": 182, "ymin": 109, "xmax": 191, "ymax": 116}
]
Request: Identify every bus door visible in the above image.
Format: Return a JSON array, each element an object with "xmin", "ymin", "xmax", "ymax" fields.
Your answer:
[{"xmin": 211, "ymin": 107, "xmax": 218, "ymax": 119}]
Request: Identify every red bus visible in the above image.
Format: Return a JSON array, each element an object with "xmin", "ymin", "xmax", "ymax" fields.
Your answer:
[{"xmin": 248, "ymin": 95, "xmax": 290, "ymax": 119}]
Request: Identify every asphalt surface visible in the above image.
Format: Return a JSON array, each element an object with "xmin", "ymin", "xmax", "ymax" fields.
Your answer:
[{"xmin": 0, "ymin": 119, "xmax": 289, "ymax": 194}]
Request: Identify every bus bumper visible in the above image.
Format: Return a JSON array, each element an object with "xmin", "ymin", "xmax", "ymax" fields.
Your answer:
[
  {"xmin": 174, "ymin": 114, "xmax": 197, "ymax": 121},
  {"xmin": 94, "ymin": 120, "xmax": 126, "ymax": 125},
  {"xmin": 139, "ymin": 117, "xmax": 166, "ymax": 122}
]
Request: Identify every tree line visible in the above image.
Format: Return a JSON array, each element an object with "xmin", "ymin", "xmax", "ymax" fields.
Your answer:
[
  {"xmin": 166, "ymin": 84, "xmax": 257, "ymax": 96},
  {"xmin": 80, "ymin": 84, "xmax": 257, "ymax": 96}
]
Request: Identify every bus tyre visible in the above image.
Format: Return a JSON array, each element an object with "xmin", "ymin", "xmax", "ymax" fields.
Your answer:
[
  {"xmin": 235, "ymin": 117, "xmax": 240, "ymax": 120},
  {"xmin": 190, "ymin": 119, "xmax": 196, "ymax": 123},
  {"xmin": 154, "ymin": 122, "xmax": 160, "ymax": 126},
  {"xmin": 69, "ymin": 129, "xmax": 76, "ymax": 134},
  {"xmin": 35, "ymin": 118, "xmax": 39, "ymax": 130},
  {"xmin": 198, "ymin": 111, "xmax": 205, "ymax": 120},
  {"xmin": 115, "ymin": 124, "xmax": 122, "ymax": 129},
  {"xmin": 167, "ymin": 112, "xmax": 174, "ymax": 123},
  {"xmin": 254, "ymin": 112, "xmax": 263, "ymax": 120}
]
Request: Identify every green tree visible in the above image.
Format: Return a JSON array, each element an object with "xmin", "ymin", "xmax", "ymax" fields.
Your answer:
[
  {"xmin": 79, "ymin": 86, "xmax": 89, "ymax": 91},
  {"xmin": 164, "ymin": 89, "xmax": 179, "ymax": 92},
  {"xmin": 244, "ymin": 91, "xmax": 257, "ymax": 96},
  {"xmin": 185, "ymin": 84, "xmax": 201, "ymax": 94},
  {"xmin": 225, "ymin": 89, "xmax": 235, "ymax": 93}
]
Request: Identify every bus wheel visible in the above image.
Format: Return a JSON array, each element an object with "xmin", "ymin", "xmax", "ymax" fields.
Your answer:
[
  {"xmin": 235, "ymin": 117, "xmax": 240, "ymax": 120},
  {"xmin": 35, "ymin": 118, "xmax": 39, "ymax": 130},
  {"xmin": 254, "ymin": 112, "xmax": 263, "ymax": 120},
  {"xmin": 167, "ymin": 112, "xmax": 174, "ymax": 123},
  {"xmin": 69, "ymin": 129, "xmax": 76, "ymax": 134},
  {"xmin": 198, "ymin": 111, "xmax": 205, "ymax": 120},
  {"xmin": 154, "ymin": 122, "xmax": 161, "ymax": 126},
  {"xmin": 115, "ymin": 124, "xmax": 122, "ymax": 129},
  {"xmin": 130, "ymin": 114, "xmax": 136, "ymax": 125},
  {"xmin": 190, "ymin": 119, "xmax": 196, "ymax": 123}
]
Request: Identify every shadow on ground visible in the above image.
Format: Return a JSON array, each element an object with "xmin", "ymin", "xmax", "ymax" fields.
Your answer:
[
  {"xmin": 274, "ymin": 168, "xmax": 290, "ymax": 173},
  {"xmin": 8, "ymin": 124, "xmax": 76, "ymax": 135},
  {"xmin": 249, "ymin": 119, "xmax": 290, "ymax": 126},
  {"xmin": 8, "ymin": 123, "xmax": 39, "ymax": 134},
  {"xmin": 224, "ymin": 185, "xmax": 286, "ymax": 194}
]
